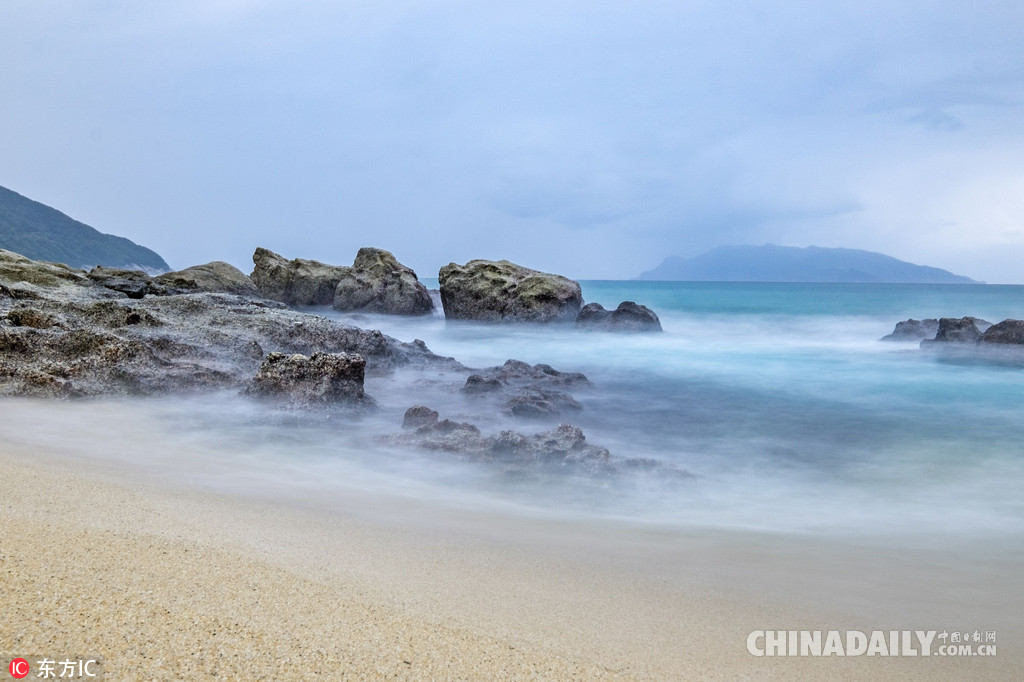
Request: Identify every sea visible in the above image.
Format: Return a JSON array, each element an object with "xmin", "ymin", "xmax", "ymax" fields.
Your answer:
[{"xmin": 5, "ymin": 281, "xmax": 1024, "ymax": 546}]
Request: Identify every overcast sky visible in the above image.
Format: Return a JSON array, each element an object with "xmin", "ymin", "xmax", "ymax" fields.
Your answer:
[{"xmin": 2, "ymin": 1, "xmax": 1023, "ymax": 281}]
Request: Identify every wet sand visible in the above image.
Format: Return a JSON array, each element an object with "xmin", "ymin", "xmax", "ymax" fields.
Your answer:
[{"xmin": 1, "ymin": 439, "xmax": 1020, "ymax": 681}]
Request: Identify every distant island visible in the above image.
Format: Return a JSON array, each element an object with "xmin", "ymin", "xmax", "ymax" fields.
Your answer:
[
  {"xmin": 637, "ymin": 245, "xmax": 979, "ymax": 284},
  {"xmin": 0, "ymin": 184, "xmax": 169, "ymax": 272}
]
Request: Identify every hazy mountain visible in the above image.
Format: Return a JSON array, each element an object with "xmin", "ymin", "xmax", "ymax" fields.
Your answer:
[
  {"xmin": 0, "ymin": 184, "xmax": 169, "ymax": 272},
  {"xmin": 637, "ymin": 245, "xmax": 979, "ymax": 284}
]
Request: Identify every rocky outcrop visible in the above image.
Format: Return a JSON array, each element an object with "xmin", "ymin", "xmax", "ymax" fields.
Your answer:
[
  {"xmin": 243, "ymin": 351, "xmax": 371, "ymax": 406},
  {"xmin": 250, "ymin": 247, "xmax": 348, "ymax": 306},
  {"xmin": 438, "ymin": 259, "xmax": 582, "ymax": 323},
  {"xmin": 979, "ymin": 319, "xmax": 1024, "ymax": 345},
  {"xmin": 881, "ymin": 318, "xmax": 939, "ymax": 341},
  {"xmin": 332, "ymin": 247, "xmax": 433, "ymax": 315},
  {"xmin": 154, "ymin": 261, "xmax": 260, "ymax": 297},
  {"xmin": 0, "ymin": 252, "xmax": 459, "ymax": 398},
  {"xmin": 393, "ymin": 410, "xmax": 610, "ymax": 471},
  {"xmin": 460, "ymin": 359, "xmax": 591, "ymax": 420},
  {"xmin": 921, "ymin": 317, "xmax": 990, "ymax": 346},
  {"xmin": 575, "ymin": 301, "xmax": 662, "ymax": 332}
]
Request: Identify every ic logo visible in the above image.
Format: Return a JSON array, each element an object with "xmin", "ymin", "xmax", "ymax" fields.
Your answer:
[{"xmin": 8, "ymin": 658, "xmax": 30, "ymax": 679}]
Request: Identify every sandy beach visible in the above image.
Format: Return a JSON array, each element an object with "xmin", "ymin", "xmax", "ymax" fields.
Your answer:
[{"xmin": 1, "ymin": 428, "xmax": 1019, "ymax": 682}]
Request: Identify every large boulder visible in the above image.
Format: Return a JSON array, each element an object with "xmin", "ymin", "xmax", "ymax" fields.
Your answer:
[
  {"xmin": 979, "ymin": 319, "xmax": 1024, "ymax": 345},
  {"xmin": 332, "ymin": 247, "xmax": 433, "ymax": 315},
  {"xmin": 438, "ymin": 259, "xmax": 582, "ymax": 323},
  {"xmin": 155, "ymin": 261, "xmax": 260, "ymax": 297},
  {"xmin": 923, "ymin": 317, "xmax": 987, "ymax": 345},
  {"xmin": 880, "ymin": 318, "xmax": 939, "ymax": 342},
  {"xmin": 243, "ymin": 351, "xmax": 371, "ymax": 406},
  {"xmin": 251, "ymin": 247, "xmax": 348, "ymax": 305},
  {"xmin": 575, "ymin": 301, "xmax": 662, "ymax": 332}
]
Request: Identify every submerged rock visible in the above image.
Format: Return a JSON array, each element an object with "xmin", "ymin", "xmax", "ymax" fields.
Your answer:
[
  {"xmin": 438, "ymin": 259, "xmax": 582, "ymax": 323},
  {"xmin": 503, "ymin": 388, "xmax": 582, "ymax": 419},
  {"xmin": 243, "ymin": 351, "xmax": 371, "ymax": 406},
  {"xmin": 251, "ymin": 247, "xmax": 348, "ymax": 305},
  {"xmin": 881, "ymin": 318, "xmax": 939, "ymax": 341},
  {"xmin": 402, "ymin": 405, "xmax": 440, "ymax": 428},
  {"xmin": 575, "ymin": 301, "xmax": 662, "ymax": 332},
  {"xmin": 332, "ymin": 247, "xmax": 433, "ymax": 315}
]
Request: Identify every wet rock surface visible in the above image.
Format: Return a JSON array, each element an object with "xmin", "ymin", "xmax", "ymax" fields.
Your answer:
[
  {"xmin": 459, "ymin": 359, "xmax": 592, "ymax": 420},
  {"xmin": 438, "ymin": 259, "xmax": 583, "ymax": 323},
  {"xmin": 980, "ymin": 319, "xmax": 1024, "ymax": 345}
]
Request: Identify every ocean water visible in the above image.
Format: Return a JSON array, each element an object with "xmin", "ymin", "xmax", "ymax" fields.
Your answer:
[{"xmin": 5, "ymin": 281, "xmax": 1024, "ymax": 544}]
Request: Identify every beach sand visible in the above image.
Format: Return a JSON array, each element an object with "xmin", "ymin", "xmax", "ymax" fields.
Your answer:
[{"xmin": 1, "ymin": 438, "xmax": 1020, "ymax": 681}]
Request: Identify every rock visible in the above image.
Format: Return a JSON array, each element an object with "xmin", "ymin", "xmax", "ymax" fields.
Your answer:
[
  {"xmin": 490, "ymin": 424, "xmax": 610, "ymax": 467},
  {"xmin": 154, "ymin": 261, "xmax": 260, "ymax": 297},
  {"xmin": 881, "ymin": 318, "xmax": 939, "ymax": 341},
  {"xmin": 503, "ymin": 388, "xmax": 582, "ymax": 419},
  {"xmin": 0, "ymin": 252, "xmax": 460, "ymax": 398},
  {"xmin": 87, "ymin": 266, "xmax": 161, "ymax": 298},
  {"xmin": 462, "ymin": 374, "xmax": 503, "ymax": 394},
  {"xmin": 438, "ymin": 259, "xmax": 582, "ymax": 323},
  {"xmin": 481, "ymin": 359, "xmax": 591, "ymax": 388},
  {"xmin": 4, "ymin": 306, "xmax": 61, "ymax": 329},
  {"xmin": 924, "ymin": 317, "xmax": 985, "ymax": 345},
  {"xmin": 390, "ymin": 408, "xmax": 610, "ymax": 470},
  {"xmin": 402, "ymin": 405, "xmax": 439, "ymax": 429},
  {"xmin": 333, "ymin": 247, "xmax": 433, "ymax": 315},
  {"xmin": 243, "ymin": 351, "xmax": 371, "ymax": 406},
  {"xmin": 575, "ymin": 301, "xmax": 662, "ymax": 332},
  {"xmin": 251, "ymin": 247, "xmax": 349, "ymax": 305},
  {"xmin": 979, "ymin": 319, "xmax": 1024, "ymax": 345},
  {"xmin": 0, "ymin": 249, "xmax": 89, "ymax": 288}
]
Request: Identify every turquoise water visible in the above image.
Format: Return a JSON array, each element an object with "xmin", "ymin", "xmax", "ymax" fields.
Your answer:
[
  {"xmin": 7, "ymin": 282, "xmax": 1022, "ymax": 541},
  {"xmin": 324, "ymin": 281, "xmax": 1024, "ymax": 537}
]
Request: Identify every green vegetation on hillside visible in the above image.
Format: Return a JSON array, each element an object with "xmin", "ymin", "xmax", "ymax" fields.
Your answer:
[{"xmin": 0, "ymin": 184, "xmax": 169, "ymax": 271}]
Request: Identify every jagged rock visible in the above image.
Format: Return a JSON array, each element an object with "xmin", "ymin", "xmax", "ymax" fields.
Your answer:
[
  {"xmin": 251, "ymin": 247, "xmax": 349, "ymax": 305},
  {"xmin": 881, "ymin": 318, "xmax": 939, "ymax": 341},
  {"xmin": 479, "ymin": 359, "xmax": 591, "ymax": 388},
  {"xmin": 391, "ymin": 409, "xmax": 610, "ymax": 470},
  {"xmin": 154, "ymin": 261, "xmax": 260, "ymax": 297},
  {"xmin": 491, "ymin": 424, "xmax": 610, "ymax": 467},
  {"xmin": 0, "ymin": 253, "xmax": 460, "ymax": 398},
  {"xmin": 0, "ymin": 249, "xmax": 89, "ymax": 288},
  {"xmin": 403, "ymin": 405, "xmax": 439, "ymax": 429},
  {"xmin": 575, "ymin": 301, "xmax": 662, "ymax": 332},
  {"xmin": 503, "ymin": 388, "xmax": 582, "ymax": 419},
  {"xmin": 333, "ymin": 247, "xmax": 433, "ymax": 315},
  {"xmin": 243, "ymin": 351, "xmax": 371, "ymax": 406},
  {"xmin": 438, "ymin": 259, "xmax": 582, "ymax": 323},
  {"xmin": 922, "ymin": 317, "xmax": 987, "ymax": 345},
  {"xmin": 979, "ymin": 319, "xmax": 1024, "ymax": 345}
]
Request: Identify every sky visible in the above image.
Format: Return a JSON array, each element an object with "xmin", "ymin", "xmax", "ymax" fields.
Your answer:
[{"xmin": 1, "ymin": 1, "xmax": 1023, "ymax": 282}]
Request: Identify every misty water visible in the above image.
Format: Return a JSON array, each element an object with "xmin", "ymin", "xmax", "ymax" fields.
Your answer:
[{"xmin": 6, "ymin": 282, "xmax": 1024, "ymax": 544}]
